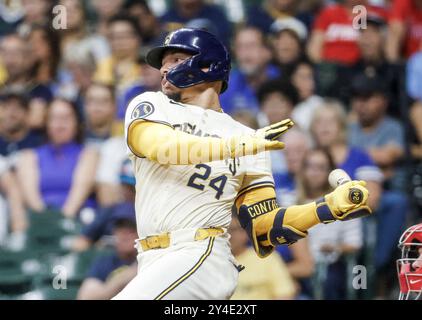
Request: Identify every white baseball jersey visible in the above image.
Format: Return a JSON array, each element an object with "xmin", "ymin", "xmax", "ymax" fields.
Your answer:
[{"xmin": 124, "ymin": 91, "xmax": 274, "ymax": 238}]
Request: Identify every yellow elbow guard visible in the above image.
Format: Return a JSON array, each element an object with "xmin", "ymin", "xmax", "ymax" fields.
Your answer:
[
  {"xmin": 237, "ymin": 199, "xmax": 279, "ymax": 258},
  {"xmin": 238, "ymin": 204, "xmax": 308, "ymax": 257}
]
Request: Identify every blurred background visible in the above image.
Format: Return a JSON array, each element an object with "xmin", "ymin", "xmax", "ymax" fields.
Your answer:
[{"xmin": 0, "ymin": 0, "xmax": 421, "ymax": 300}]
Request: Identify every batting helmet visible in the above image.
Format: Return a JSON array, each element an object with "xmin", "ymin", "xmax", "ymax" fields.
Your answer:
[{"xmin": 146, "ymin": 28, "xmax": 231, "ymax": 93}]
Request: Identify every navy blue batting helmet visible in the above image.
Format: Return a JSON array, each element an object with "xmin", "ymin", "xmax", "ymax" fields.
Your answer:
[{"xmin": 146, "ymin": 28, "xmax": 231, "ymax": 93}]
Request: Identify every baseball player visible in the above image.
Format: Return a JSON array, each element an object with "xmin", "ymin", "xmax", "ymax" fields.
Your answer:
[
  {"xmin": 397, "ymin": 223, "xmax": 422, "ymax": 300},
  {"xmin": 113, "ymin": 28, "xmax": 372, "ymax": 300}
]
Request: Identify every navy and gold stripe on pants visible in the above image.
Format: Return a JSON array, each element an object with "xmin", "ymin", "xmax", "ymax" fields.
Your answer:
[{"xmin": 154, "ymin": 236, "xmax": 215, "ymax": 300}]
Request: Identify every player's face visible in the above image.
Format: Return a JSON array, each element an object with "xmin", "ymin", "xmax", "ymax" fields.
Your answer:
[
  {"xmin": 160, "ymin": 51, "xmax": 192, "ymax": 97},
  {"xmin": 413, "ymin": 247, "xmax": 422, "ymax": 270}
]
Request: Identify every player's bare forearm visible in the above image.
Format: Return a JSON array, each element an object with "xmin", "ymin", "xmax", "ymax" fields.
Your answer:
[
  {"xmin": 127, "ymin": 119, "xmax": 293, "ymax": 165},
  {"xmin": 234, "ymin": 181, "xmax": 372, "ymax": 258}
]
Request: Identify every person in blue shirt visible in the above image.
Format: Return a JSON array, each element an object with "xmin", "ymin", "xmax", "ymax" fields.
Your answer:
[
  {"xmin": 220, "ymin": 26, "xmax": 280, "ymax": 115},
  {"xmin": 77, "ymin": 216, "xmax": 138, "ymax": 300},
  {"xmin": 160, "ymin": 0, "xmax": 231, "ymax": 46},
  {"xmin": 348, "ymin": 74, "xmax": 406, "ymax": 192},
  {"xmin": 0, "ymin": 93, "xmax": 45, "ymax": 161}
]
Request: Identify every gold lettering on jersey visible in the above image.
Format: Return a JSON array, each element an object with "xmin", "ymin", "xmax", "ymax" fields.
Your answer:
[
  {"xmin": 247, "ymin": 198, "xmax": 278, "ymax": 218},
  {"xmin": 173, "ymin": 122, "xmax": 220, "ymax": 138}
]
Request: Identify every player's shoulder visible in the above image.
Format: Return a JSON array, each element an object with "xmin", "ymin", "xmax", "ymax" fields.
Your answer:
[
  {"xmin": 127, "ymin": 91, "xmax": 168, "ymax": 108},
  {"xmin": 125, "ymin": 91, "xmax": 169, "ymax": 120}
]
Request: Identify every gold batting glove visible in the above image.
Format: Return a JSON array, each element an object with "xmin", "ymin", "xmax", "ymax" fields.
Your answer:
[
  {"xmin": 255, "ymin": 119, "xmax": 295, "ymax": 141},
  {"xmin": 224, "ymin": 119, "xmax": 294, "ymax": 158},
  {"xmin": 315, "ymin": 180, "xmax": 373, "ymax": 223}
]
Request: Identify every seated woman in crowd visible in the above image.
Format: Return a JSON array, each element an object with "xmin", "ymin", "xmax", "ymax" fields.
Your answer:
[
  {"xmin": 310, "ymin": 100, "xmax": 408, "ymax": 298},
  {"xmin": 297, "ymin": 147, "xmax": 363, "ymax": 300},
  {"xmin": 16, "ymin": 98, "xmax": 98, "ymax": 220}
]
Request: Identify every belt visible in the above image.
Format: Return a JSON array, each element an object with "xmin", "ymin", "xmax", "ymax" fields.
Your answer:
[{"xmin": 137, "ymin": 227, "xmax": 225, "ymax": 252}]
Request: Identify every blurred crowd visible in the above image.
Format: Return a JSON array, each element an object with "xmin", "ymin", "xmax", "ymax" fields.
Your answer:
[{"xmin": 0, "ymin": 0, "xmax": 421, "ymax": 300}]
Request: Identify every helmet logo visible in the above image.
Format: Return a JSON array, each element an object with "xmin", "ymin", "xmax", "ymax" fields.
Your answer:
[{"xmin": 164, "ymin": 32, "xmax": 174, "ymax": 46}]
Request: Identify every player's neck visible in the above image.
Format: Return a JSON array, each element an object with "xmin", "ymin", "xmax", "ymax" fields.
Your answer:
[{"xmin": 180, "ymin": 87, "xmax": 223, "ymax": 113}]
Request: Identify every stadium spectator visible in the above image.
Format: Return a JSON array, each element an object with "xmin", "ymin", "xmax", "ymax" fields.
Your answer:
[
  {"xmin": 310, "ymin": 100, "xmax": 382, "ymax": 210},
  {"xmin": 27, "ymin": 24, "xmax": 61, "ymax": 87},
  {"xmin": 220, "ymin": 26, "xmax": 278, "ymax": 115},
  {"xmin": 351, "ymin": 15, "xmax": 401, "ymax": 115},
  {"xmin": 229, "ymin": 214, "xmax": 297, "ymax": 300},
  {"xmin": 17, "ymin": 0, "xmax": 53, "ymax": 34},
  {"xmin": 246, "ymin": 0, "xmax": 313, "ymax": 34},
  {"xmin": 72, "ymin": 158, "xmax": 135, "ymax": 251},
  {"xmin": 386, "ymin": 0, "xmax": 422, "ymax": 62},
  {"xmin": 16, "ymin": 98, "xmax": 98, "ymax": 219},
  {"xmin": 298, "ymin": 147, "xmax": 363, "ymax": 299},
  {"xmin": 349, "ymin": 74, "xmax": 406, "ymax": 191},
  {"xmin": 93, "ymin": 14, "xmax": 142, "ymax": 98},
  {"xmin": 257, "ymin": 79, "xmax": 299, "ymax": 127},
  {"xmin": 124, "ymin": 0, "xmax": 165, "ymax": 50},
  {"xmin": 269, "ymin": 17, "xmax": 308, "ymax": 75},
  {"xmin": 59, "ymin": 44, "xmax": 97, "ymax": 112},
  {"xmin": 0, "ymin": 93, "xmax": 45, "ymax": 164},
  {"xmin": 256, "ymin": 79, "xmax": 298, "ymax": 179},
  {"xmin": 58, "ymin": 0, "xmax": 110, "ymax": 66},
  {"xmin": 0, "ymin": 32, "xmax": 53, "ymax": 130},
  {"xmin": 290, "ymin": 60, "xmax": 323, "ymax": 132},
  {"xmin": 160, "ymin": 0, "xmax": 231, "ymax": 46},
  {"xmin": 346, "ymin": 80, "xmax": 410, "ymax": 295},
  {"xmin": 307, "ymin": 0, "xmax": 388, "ymax": 65},
  {"xmin": 0, "ymin": 1, "xmax": 23, "ymax": 36},
  {"xmin": 77, "ymin": 216, "xmax": 138, "ymax": 300},
  {"xmin": 0, "ymin": 33, "xmax": 33, "ymax": 93},
  {"xmin": 90, "ymin": 0, "xmax": 126, "ymax": 36},
  {"xmin": 83, "ymin": 82, "xmax": 118, "ymax": 147}
]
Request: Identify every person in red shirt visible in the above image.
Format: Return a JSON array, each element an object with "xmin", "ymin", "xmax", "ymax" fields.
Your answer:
[
  {"xmin": 308, "ymin": 0, "xmax": 388, "ymax": 65},
  {"xmin": 386, "ymin": 0, "xmax": 422, "ymax": 62}
]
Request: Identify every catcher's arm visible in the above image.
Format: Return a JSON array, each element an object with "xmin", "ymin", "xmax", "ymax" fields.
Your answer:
[
  {"xmin": 127, "ymin": 119, "xmax": 293, "ymax": 165},
  {"xmin": 234, "ymin": 181, "xmax": 372, "ymax": 258}
]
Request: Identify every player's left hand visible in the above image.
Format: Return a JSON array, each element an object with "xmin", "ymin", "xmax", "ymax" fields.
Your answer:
[
  {"xmin": 318, "ymin": 180, "xmax": 373, "ymax": 222},
  {"xmin": 255, "ymin": 119, "xmax": 294, "ymax": 141}
]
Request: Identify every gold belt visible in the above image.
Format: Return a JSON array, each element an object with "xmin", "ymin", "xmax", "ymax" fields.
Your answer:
[{"xmin": 139, "ymin": 227, "xmax": 224, "ymax": 252}]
